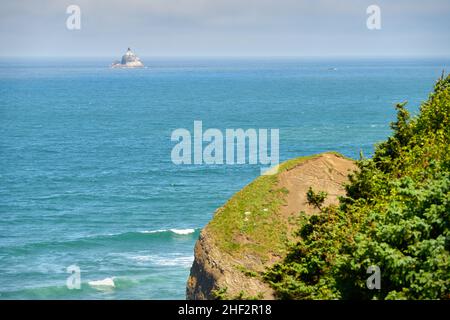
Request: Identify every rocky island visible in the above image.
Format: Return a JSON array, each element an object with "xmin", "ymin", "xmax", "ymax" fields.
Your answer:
[{"xmin": 111, "ymin": 48, "xmax": 144, "ymax": 68}]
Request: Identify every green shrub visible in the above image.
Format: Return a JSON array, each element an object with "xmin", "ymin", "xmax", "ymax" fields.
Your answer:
[{"xmin": 264, "ymin": 74, "xmax": 450, "ymax": 300}]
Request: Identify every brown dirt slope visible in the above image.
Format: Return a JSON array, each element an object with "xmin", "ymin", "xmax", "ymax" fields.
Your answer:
[{"xmin": 186, "ymin": 153, "xmax": 356, "ymax": 299}]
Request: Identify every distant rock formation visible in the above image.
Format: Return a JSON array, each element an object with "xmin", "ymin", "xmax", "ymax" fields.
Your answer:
[
  {"xmin": 111, "ymin": 48, "xmax": 144, "ymax": 68},
  {"xmin": 186, "ymin": 153, "xmax": 356, "ymax": 300}
]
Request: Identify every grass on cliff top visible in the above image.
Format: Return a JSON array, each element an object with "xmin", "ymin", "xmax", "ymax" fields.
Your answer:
[{"xmin": 207, "ymin": 152, "xmax": 346, "ymax": 263}]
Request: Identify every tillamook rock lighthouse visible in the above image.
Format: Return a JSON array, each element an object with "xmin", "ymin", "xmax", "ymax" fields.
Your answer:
[{"xmin": 111, "ymin": 48, "xmax": 144, "ymax": 68}]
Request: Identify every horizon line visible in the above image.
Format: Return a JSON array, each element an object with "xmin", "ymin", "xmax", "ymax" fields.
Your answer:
[{"xmin": 0, "ymin": 54, "xmax": 449, "ymax": 60}]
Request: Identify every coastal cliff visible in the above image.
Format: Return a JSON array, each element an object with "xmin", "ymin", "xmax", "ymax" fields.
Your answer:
[
  {"xmin": 186, "ymin": 153, "xmax": 356, "ymax": 299},
  {"xmin": 188, "ymin": 75, "xmax": 450, "ymax": 300}
]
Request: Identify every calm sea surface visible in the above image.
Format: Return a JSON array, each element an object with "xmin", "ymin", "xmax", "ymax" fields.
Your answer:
[{"xmin": 0, "ymin": 58, "xmax": 448, "ymax": 299}]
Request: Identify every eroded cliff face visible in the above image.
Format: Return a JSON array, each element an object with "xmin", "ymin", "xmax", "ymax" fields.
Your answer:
[
  {"xmin": 187, "ymin": 226, "xmax": 275, "ymax": 300},
  {"xmin": 186, "ymin": 153, "xmax": 356, "ymax": 300}
]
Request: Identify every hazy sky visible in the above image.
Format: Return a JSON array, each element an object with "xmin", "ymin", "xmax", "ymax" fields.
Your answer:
[{"xmin": 1, "ymin": 0, "xmax": 449, "ymax": 57}]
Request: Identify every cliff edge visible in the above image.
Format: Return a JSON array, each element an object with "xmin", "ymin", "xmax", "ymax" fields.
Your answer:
[{"xmin": 186, "ymin": 152, "xmax": 356, "ymax": 299}]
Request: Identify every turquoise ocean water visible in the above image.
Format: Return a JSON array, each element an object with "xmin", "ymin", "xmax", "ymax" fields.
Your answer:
[{"xmin": 0, "ymin": 58, "xmax": 449, "ymax": 299}]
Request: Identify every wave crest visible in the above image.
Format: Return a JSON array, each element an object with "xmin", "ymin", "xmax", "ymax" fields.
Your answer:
[{"xmin": 140, "ymin": 228, "xmax": 196, "ymax": 235}]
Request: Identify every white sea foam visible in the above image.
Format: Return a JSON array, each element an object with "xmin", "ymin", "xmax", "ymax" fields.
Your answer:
[
  {"xmin": 140, "ymin": 229, "xmax": 167, "ymax": 234},
  {"xmin": 139, "ymin": 228, "xmax": 195, "ymax": 235},
  {"xmin": 130, "ymin": 254, "xmax": 194, "ymax": 267},
  {"xmin": 131, "ymin": 255, "xmax": 153, "ymax": 262},
  {"xmin": 170, "ymin": 228, "xmax": 195, "ymax": 235},
  {"xmin": 88, "ymin": 277, "xmax": 115, "ymax": 288}
]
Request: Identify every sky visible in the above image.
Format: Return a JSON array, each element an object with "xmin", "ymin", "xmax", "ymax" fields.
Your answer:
[{"xmin": 0, "ymin": 0, "xmax": 449, "ymax": 57}]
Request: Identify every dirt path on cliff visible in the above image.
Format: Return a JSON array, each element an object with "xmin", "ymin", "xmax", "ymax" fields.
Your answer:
[{"xmin": 278, "ymin": 153, "xmax": 357, "ymax": 234}]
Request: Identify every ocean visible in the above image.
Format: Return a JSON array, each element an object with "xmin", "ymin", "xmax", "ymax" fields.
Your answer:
[{"xmin": 0, "ymin": 57, "xmax": 448, "ymax": 299}]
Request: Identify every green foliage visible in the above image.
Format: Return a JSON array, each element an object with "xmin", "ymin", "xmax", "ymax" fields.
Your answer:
[
  {"xmin": 265, "ymin": 74, "xmax": 450, "ymax": 300},
  {"xmin": 306, "ymin": 187, "xmax": 328, "ymax": 211},
  {"xmin": 211, "ymin": 287, "xmax": 229, "ymax": 300},
  {"xmin": 235, "ymin": 265, "xmax": 259, "ymax": 278},
  {"xmin": 233, "ymin": 291, "xmax": 265, "ymax": 300},
  {"xmin": 212, "ymin": 286, "xmax": 264, "ymax": 300}
]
